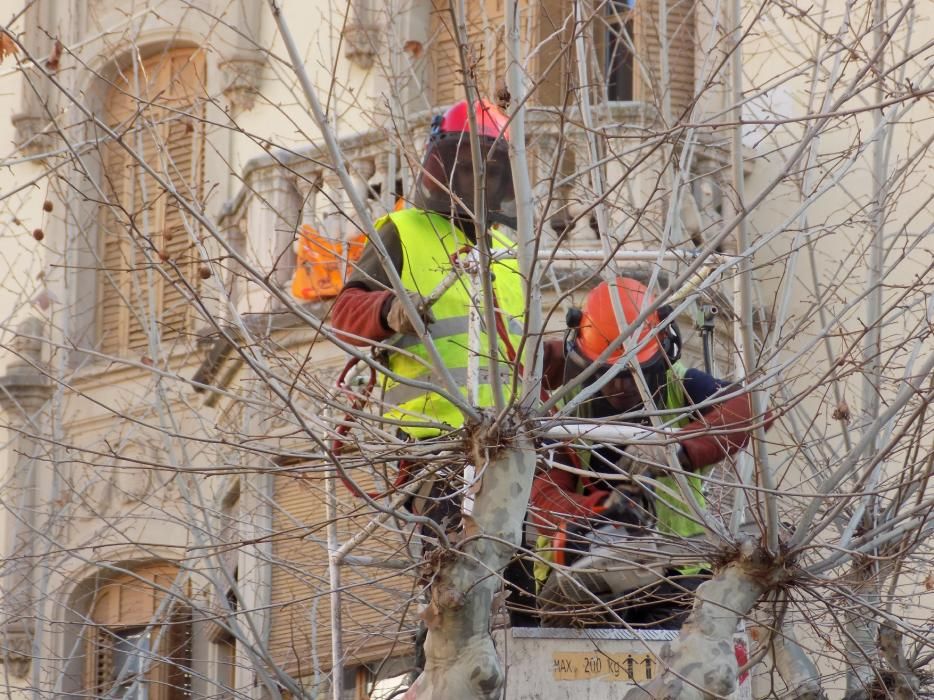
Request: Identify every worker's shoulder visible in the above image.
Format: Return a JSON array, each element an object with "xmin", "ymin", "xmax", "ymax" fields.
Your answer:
[
  {"xmin": 490, "ymin": 226, "xmax": 517, "ymax": 250},
  {"xmin": 356, "ymin": 216, "xmax": 401, "ymax": 254},
  {"xmin": 680, "ymin": 366, "xmax": 729, "ymax": 404},
  {"xmin": 375, "ymin": 207, "xmax": 433, "ymax": 230}
]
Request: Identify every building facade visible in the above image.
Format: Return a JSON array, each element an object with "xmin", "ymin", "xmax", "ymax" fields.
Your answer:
[{"xmin": 1, "ymin": 0, "xmax": 929, "ymax": 698}]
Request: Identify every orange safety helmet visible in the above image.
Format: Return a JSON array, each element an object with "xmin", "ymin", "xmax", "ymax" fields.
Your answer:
[
  {"xmin": 414, "ymin": 99, "xmax": 515, "ymax": 228},
  {"xmin": 567, "ymin": 277, "xmax": 680, "ymax": 371}
]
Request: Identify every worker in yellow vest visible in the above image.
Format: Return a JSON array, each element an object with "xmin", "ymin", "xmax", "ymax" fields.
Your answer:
[
  {"xmin": 331, "ymin": 99, "xmax": 535, "ymax": 638},
  {"xmin": 331, "ymin": 98, "xmax": 524, "ymax": 438},
  {"xmin": 331, "ymin": 99, "xmax": 527, "ymax": 533}
]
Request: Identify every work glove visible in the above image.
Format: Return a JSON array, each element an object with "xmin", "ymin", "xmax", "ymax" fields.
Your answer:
[
  {"xmin": 616, "ymin": 443, "xmax": 688, "ymax": 478},
  {"xmin": 560, "ymin": 512, "xmax": 645, "ymax": 570},
  {"xmin": 558, "ymin": 490, "xmax": 646, "ymax": 568},
  {"xmin": 601, "ymin": 488, "xmax": 649, "ymax": 529},
  {"xmin": 385, "ymin": 291, "xmax": 435, "ymax": 335}
]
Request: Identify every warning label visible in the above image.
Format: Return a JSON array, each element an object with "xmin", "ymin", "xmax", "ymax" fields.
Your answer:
[{"xmin": 552, "ymin": 651, "xmax": 657, "ymax": 682}]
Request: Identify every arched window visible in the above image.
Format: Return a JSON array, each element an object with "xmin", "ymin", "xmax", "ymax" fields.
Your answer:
[
  {"xmin": 83, "ymin": 563, "xmax": 192, "ymax": 699},
  {"xmin": 97, "ymin": 47, "xmax": 206, "ymax": 356}
]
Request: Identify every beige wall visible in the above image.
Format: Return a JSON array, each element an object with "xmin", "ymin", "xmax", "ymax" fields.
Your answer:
[
  {"xmin": 741, "ymin": 3, "xmax": 931, "ymax": 696},
  {"xmin": 0, "ymin": 0, "xmax": 928, "ymax": 695},
  {"xmin": 0, "ymin": 7, "xmax": 45, "ymax": 378},
  {"xmin": 0, "ymin": 15, "xmax": 44, "ymax": 690},
  {"xmin": 739, "ymin": 0, "xmax": 932, "ymax": 515},
  {"xmin": 0, "ymin": 1, "xmax": 382, "ymax": 694}
]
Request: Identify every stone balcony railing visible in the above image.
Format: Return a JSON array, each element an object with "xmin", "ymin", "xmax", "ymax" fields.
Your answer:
[{"xmin": 214, "ymin": 103, "xmax": 735, "ymax": 334}]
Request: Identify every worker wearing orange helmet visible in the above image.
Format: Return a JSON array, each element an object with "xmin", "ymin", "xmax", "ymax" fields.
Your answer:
[{"xmin": 532, "ymin": 276, "xmax": 771, "ymax": 628}]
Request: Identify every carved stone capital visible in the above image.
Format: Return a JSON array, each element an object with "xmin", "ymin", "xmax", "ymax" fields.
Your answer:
[
  {"xmin": 0, "ymin": 623, "xmax": 31, "ymax": 678},
  {"xmin": 10, "ymin": 112, "xmax": 52, "ymax": 160},
  {"xmin": 0, "ymin": 317, "xmax": 51, "ymax": 416},
  {"xmin": 342, "ymin": 23, "xmax": 381, "ymax": 69},
  {"xmin": 219, "ymin": 59, "xmax": 264, "ymax": 116},
  {"xmin": 293, "ymin": 176, "xmax": 317, "ymax": 199}
]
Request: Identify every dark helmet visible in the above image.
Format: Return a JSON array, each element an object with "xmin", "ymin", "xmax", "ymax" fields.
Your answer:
[{"xmin": 413, "ymin": 99, "xmax": 516, "ymax": 228}]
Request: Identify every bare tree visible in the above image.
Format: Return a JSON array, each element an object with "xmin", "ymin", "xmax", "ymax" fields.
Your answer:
[{"xmin": 0, "ymin": 0, "xmax": 931, "ymax": 699}]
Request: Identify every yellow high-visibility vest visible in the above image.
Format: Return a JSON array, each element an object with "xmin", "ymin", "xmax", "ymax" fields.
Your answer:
[{"xmin": 374, "ymin": 209, "xmax": 525, "ymax": 439}]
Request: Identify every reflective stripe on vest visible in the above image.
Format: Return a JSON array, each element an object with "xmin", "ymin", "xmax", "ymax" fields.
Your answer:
[
  {"xmin": 392, "ymin": 315, "xmax": 524, "ymax": 350},
  {"xmin": 373, "ymin": 209, "xmax": 525, "ymax": 439},
  {"xmin": 382, "ymin": 366, "xmax": 514, "ymax": 407}
]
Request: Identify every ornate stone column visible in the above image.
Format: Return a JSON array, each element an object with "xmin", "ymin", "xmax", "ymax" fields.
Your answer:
[
  {"xmin": 343, "ymin": 0, "xmax": 381, "ymax": 69},
  {"xmin": 233, "ymin": 166, "xmax": 302, "ymax": 316},
  {"xmin": 326, "ymin": 156, "xmax": 374, "ymax": 276},
  {"xmin": 319, "ymin": 157, "xmax": 375, "ymax": 238},
  {"xmin": 218, "ymin": 0, "xmax": 266, "ymax": 116},
  {"xmin": 0, "ymin": 317, "xmax": 52, "ymax": 678},
  {"xmin": 293, "ymin": 172, "xmax": 323, "ymax": 230},
  {"xmin": 560, "ymin": 129, "xmax": 602, "ymax": 251},
  {"xmin": 11, "ymin": 0, "xmax": 56, "ymax": 157}
]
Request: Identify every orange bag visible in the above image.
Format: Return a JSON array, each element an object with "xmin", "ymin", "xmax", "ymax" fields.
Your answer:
[{"xmin": 291, "ymin": 224, "xmax": 366, "ymax": 301}]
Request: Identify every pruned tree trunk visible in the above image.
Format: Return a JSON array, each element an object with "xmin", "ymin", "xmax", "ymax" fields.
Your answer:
[
  {"xmin": 768, "ymin": 623, "xmax": 826, "ymax": 699},
  {"xmin": 404, "ymin": 427, "xmax": 536, "ymax": 700},
  {"xmin": 750, "ymin": 607, "xmax": 826, "ymax": 700},
  {"xmin": 624, "ymin": 543, "xmax": 777, "ymax": 700},
  {"xmin": 842, "ymin": 560, "xmax": 881, "ymax": 699},
  {"xmin": 879, "ymin": 625, "xmax": 922, "ymax": 699}
]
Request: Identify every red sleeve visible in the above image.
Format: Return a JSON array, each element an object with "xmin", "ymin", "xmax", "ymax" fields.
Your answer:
[
  {"xmin": 330, "ymin": 286, "xmax": 394, "ymax": 346},
  {"xmin": 679, "ymin": 393, "xmax": 775, "ymax": 470},
  {"xmin": 530, "ymin": 466, "xmax": 609, "ymax": 536},
  {"xmin": 541, "ymin": 338, "xmax": 567, "ymax": 391}
]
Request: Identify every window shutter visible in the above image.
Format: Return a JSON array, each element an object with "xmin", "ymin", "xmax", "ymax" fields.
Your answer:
[
  {"xmin": 125, "ymin": 116, "xmax": 168, "ymax": 353},
  {"xmin": 634, "ymin": 0, "xmax": 695, "ymax": 117},
  {"xmin": 664, "ymin": 0, "xmax": 696, "ymax": 118},
  {"xmin": 160, "ymin": 116, "xmax": 201, "ymax": 345},
  {"xmin": 165, "ymin": 606, "xmax": 193, "ymax": 700},
  {"xmin": 85, "ymin": 564, "xmax": 191, "ymax": 699},
  {"xmin": 429, "ymin": 1, "xmax": 461, "ymax": 106},
  {"xmin": 430, "ymin": 0, "xmax": 506, "ymax": 105},
  {"xmin": 160, "ymin": 51, "xmax": 206, "ymax": 350},
  {"xmin": 98, "ymin": 85, "xmax": 137, "ymax": 357},
  {"xmin": 485, "ymin": 0, "xmax": 507, "ymax": 96},
  {"xmin": 268, "ymin": 473, "xmax": 416, "ymax": 674},
  {"xmin": 86, "ymin": 625, "xmax": 116, "ymax": 694},
  {"xmin": 98, "ymin": 48, "xmax": 206, "ymax": 356},
  {"xmin": 533, "ymin": 0, "xmax": 573, "ymax": 106}
]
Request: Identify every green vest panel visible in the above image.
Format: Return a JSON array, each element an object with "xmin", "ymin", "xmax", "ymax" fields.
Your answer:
[
  {"xmin": 654, "ymin": 362, "xmax": 708, "ymax": 575},
  {"xmin": 373, "ymin": 209, "xmax": 525, "ymax": 438}
]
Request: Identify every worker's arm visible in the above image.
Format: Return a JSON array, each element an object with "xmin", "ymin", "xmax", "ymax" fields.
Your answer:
[
  {"xmin": 530, "ymin": 465, "xmax": 609, "ymax": 535},
  {"xmin": 330, "ymin": 287, "xmax": 395, "ymax": 345},
  {"xmin": 676, "ymin": 368, "xmax": 774, "ymax": 470},
  {"xmin": 330, "ymin": 221, "xmax": 404, "ymax": 345},
  {"xmin": 679, "ymin": 392, "xmax": 772, "ymax": 470},
  {"xmin": 614, "ymin": 369, "xmax": 774, "ymax": 473},
  {"xmin": 534, "ymin": 341, "xmax": 609, "ymax": 533}
]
